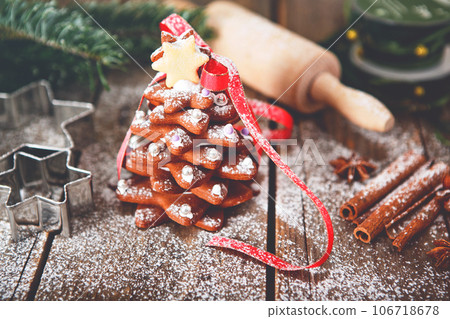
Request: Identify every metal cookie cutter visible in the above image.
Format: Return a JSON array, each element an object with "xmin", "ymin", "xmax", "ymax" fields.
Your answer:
[{"xmin": 0, "ymin": 81, "xmax": 94, "ymax": 241}]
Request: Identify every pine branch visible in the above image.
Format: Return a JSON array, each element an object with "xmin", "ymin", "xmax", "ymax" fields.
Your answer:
[
  {"xmin": 0, "ymin": 0, "xmax": 213, "ymax": 92},
  {"xmin": 0, "ymin": 0, "xmax": 125, "ymax": 67},
  {"xmin": 80, "ymin": 1, "xmax": 214, "ymax": 61}
]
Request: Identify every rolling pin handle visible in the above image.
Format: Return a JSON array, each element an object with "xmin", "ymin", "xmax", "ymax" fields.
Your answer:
[{"xmin": 310, "ymin": 72, "xmax": 395, "ymax": 132}]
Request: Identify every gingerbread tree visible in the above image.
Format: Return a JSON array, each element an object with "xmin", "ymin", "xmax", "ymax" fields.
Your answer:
[{"xmin": 116, "ymin": 30, "xmax": 259, "ymax": 231}]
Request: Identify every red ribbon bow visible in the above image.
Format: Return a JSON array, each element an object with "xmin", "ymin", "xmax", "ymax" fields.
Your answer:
[
  {"xmin": 200, "ymin": 59, "xmax": 229, "ymax": 92},
  {"xmin": 117, "ymin": 14, "xmax": 333, "ymax": 270}
]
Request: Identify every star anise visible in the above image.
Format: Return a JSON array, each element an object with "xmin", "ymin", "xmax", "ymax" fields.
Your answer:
[
  {"xmin": 427, "ymin": 239, "xmax": 450, "ymax": 270},
  {"xmin": 330, "ymin": 153, "xmax": 377, "ymax": 183}
]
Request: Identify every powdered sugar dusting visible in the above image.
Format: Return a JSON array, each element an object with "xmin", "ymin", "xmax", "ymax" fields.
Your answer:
[
  {"xmin": 1, "ymin": 117, "xmax": 66, "ymax": 155},
  {"xmin": 172, "ymin": 80, "xmax": 200, "ymax": 93},
  {"xmin": 199, "ymin": 213, "xmax": 222, "ymax": 229},
  {"xmin": 0, "ymin": 220, "xmax": 47, "ymax": 300},
  {"xmin": 275, "ymin": 118, "xmax": 449, "ymax": 300},
  {"xmin": 167, "ymin": 127, "xmax": 191, "ymax": 149},
  {"xmin": 33, "ymin": 67, "xmax": 269, "ymax": 300},
  {"xmin": 208, "ymin": 125, "xmax": 239, "ymax": 143},
  {"xmin": 220, "ymin": 154, "xmax": 256, "ymax": 176},
  {"xmin": 4, "ymin": 57, "xmax": 447, "ymax": 301},
  {"xmin": 150, "ymin": 105, "xmax": 164, "ymax": 120},
  {"xmin": 181, "ymin": 109, "xmax": 208, "ymax": 125}
]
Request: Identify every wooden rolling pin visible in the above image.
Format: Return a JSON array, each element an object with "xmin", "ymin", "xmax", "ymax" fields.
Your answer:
[{"xmin": 205, "ymin": 1, "xmax": 394, "ymax": 132}]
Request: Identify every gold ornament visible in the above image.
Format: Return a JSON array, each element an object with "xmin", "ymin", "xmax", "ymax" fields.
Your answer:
[
  {"xmin": 152, "ymin": 35, "xmax": 209, "ymax": 88},
  {"xmin": 414, "ymin": 45, "xmax": 428, "ymax": 58},
  {"xmin": 414, "ymin": 86, "xmax": 425, "ymax": 97},
  {"xmin": 346, "ymin": 29, "xmax": 358, "ymax": 42}
]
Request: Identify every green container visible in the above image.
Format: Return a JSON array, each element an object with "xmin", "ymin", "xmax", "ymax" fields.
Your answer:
[
  {"xmin": 347, "ymin": 42, "xmax": 450, "ymax": 111},
  {"xmin": 351, "ymin": 0, "xmax": 450, "ymax": 69},
  {"xmin": 342, "ymin": 0, "xmax": 450, "ymax": 112}
]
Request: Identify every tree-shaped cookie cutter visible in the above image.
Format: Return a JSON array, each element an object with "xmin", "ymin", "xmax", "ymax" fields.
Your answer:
[{"xmin": 0, "ymin": 81, "xmax": 94, "ymax": 241}]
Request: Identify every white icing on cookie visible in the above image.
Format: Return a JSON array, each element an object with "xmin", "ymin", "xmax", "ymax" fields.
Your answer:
[
  {"xmin": 211, "ymin": 184, "xmax": 222, "ymax": 197},
  {"xmin": 191, "ymin": 109, "xmax": 203, "ymax": 121},
  {"xmin": 149, "ymin": 143, "xmax": 160, "ymax": 157},
  {"xmin": 213, "ymin": 92, "xmax": 228, "ymax": 106},
  {"xmin": 179, "ymin": 204, "xmax": 193, "ymax": 219},
  {"xmin": 128, "ymin": 135, "xmax": 147, "ymax": 149},
  {"xmin": 173, "ymin": 79, "xmax": 200, "ymax": 92},
  {"xmin": 150, "ymin": 105, "xmax": 165, "ymax": 119},
  {"xmin": 206, "ymin": 148, "xmax": 220, "ymax": 161},
  {"xmin": 241, "ymin": 156, "xmax": 254, "ymax": 169},
  {"xmin": 181, "ymin": 165, "xmax": 194, "ymax": 183},
  {"xmin": 133, "ymin": 110, "xmax": 146, "ymax": 124},
  {"xmin": 117, "ymin": 180, "xmax": 128, "ymax": 195}
]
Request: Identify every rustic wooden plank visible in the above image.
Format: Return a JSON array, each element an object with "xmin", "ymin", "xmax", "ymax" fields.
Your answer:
[
  {"xmin": 11, "ymin": 231, "xmax": 51, "ymax": 300},
  {"xmin": 275, "ymin": 110, "xmax": 449, "ymax": 300},
  {"xmin": 34, "ymin": 66, "xmax": 268, "ymax": 300},
  {"xmin": 274, "ymin": 125, "xmax": 310, "ymax": 300},
  {"xmin": 0, "ymin": 66, "xmax": 100, "ymax": 301},
  {"xmin": 417, "ymin": 108, "xmax": 450, "ymax": 246},
  {"xmin": 277, "ymin": 0, "xmax": 347, "ymax": 42},
  {"xmin": 308, "ymin": 111, "xmax": 448, "ymax": 300},
  {"xmin": 0, "ymin": 221, "xmax": 48, "ymax": 300}
]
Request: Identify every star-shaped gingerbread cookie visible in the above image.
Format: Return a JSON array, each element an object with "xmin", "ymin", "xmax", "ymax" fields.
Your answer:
[{"xmin": 151, "ymin": 31, "xmax": 209, "ymax": 88}]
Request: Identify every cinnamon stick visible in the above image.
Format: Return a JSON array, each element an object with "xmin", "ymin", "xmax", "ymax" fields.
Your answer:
[
  {"xmin": 354, "ymin": 161, "xmax": 449, "ymax": 243},
  {"xmin": 352, "ymin": 189, "xmax": 397, "ymax": 226},
  {"xmin": 385, "ymin": 189, "xmax": 436, "ymax": 240},
  {"xmin": 392, "ymin": 190, "xmax": 450, "ymax": 251},
  {"xmin": 352, "ymin": 209, "xmax": 372, "ymax": 226},
  {"xmin": 353, "ymin": 179, "xmax": 431, "ymax": 228},
  {"xmin": 340, "ymin": 151, "xmax": 426, "ymax": 221}
]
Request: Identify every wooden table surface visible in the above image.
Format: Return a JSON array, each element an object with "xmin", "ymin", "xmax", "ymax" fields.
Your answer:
[{"xmin": 0, "ymin": 67, "xmax": 449, "ymax": 300}]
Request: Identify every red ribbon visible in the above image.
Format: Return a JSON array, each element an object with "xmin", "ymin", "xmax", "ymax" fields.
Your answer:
[
  {"xmin": 241, "ymin": 99, "xmax": 293, "ymax": 140},
  {"xmin": 117, "ymin": 14, "xmax": 334, "ymax": 270},
  {"xmin": 201, "ymin": 59, "xmax": 229, "ymax": 92},
  {"xmin": 212, "ymin": 53, "xmax": 333, "ymax": 269}
]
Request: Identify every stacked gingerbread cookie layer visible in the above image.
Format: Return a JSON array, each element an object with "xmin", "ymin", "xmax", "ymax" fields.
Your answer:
[{"xmin": 116, "ymin": 77, "xmax": 258, "ymax": 231}]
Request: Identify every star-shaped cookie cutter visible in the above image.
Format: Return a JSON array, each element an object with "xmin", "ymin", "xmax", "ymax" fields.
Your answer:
[
  {"xmin": 0, "ymin": 146, "xmax": 93, "ymax": 240},
  {"xmin": 0, "ymin": 81, "xmax": 94, "ymax": 241},
  {"xmin": 0, "ymin": 80, "xmax": 94, "ymax": 152}
]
